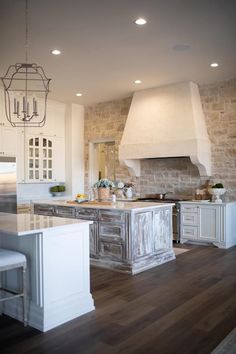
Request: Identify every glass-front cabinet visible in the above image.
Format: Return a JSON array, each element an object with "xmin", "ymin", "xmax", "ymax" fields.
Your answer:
[{"xmin": 25, "ymin": 135, "xmax": 65, "ymax": 183}]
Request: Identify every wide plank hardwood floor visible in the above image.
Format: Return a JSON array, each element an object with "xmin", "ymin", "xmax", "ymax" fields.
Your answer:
[{"xmin": 1, "ymin": 245, "xmax": 236, "ymax": 354}]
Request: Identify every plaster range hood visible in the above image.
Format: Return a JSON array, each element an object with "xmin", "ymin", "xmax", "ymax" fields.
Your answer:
[{"xmin": 119, "ymin": 81, "xmax": 211, "ymax": 177}]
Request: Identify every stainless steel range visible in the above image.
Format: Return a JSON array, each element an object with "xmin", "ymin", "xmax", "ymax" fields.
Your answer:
[{"xmin": 136, "ymin": 196, "xmax": 187, "ymax": 243}]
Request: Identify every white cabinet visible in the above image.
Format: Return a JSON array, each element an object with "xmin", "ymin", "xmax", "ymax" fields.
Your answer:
[
  {"xmin": 0, "ymin": 90, "xmax": 17, "ymax": 156},
  {"xmin": 180, "ymin": 202, "xmax": 236, "ymax": 248},
  {"xmin": 24, "ymin": 135, "xmax": 65, "ymax": 183},
  {"xmin": 25, "ymin": 99, "xmax": 65, "ymax": 138}
]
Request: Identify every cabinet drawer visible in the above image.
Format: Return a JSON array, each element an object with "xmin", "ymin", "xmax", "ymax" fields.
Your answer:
[
  {"xmin": 181, "ymin": 205, "xmax": 198, "ymax": 213},
  {"xmin": 99, "ymin": 222, "xmax": 125, "ymax": 241},
  {"xmin": 182, "ymin": 226, "xmax": 198, "ymax": 239},
  {"xmin": 76, "ymin": 208, "xmax": 98, "ymax": 220},
  {"xmin": 99, "ymin": 210, "xmax": 125, "ymax": 223},
  {"xmin": 55, "ymin": 206, "xmax": 75, "ymax": 218},
  {"xmin": 34, "ymin": 204, "xmax": 55, "ymax": 216},
  {"xmin": 99, "ymin": 240, "xmax": 124, "ymax": 261},
  {"xmin": 181, "ymin": 212, "xmax": 198, "ymax": 226}
]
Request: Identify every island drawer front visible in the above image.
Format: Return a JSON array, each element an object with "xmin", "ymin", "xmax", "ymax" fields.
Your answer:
[
  {"xmin": 99, "ymin": 222, "xmax": 125, "ymax": 241},
  {"xmin": 182, "ymin": 226, "xmax": 198, "ymax": 239},
  {"xmin": 181, "ymin": 205, "xmax": 198, "ymax": 213},
  {"xmin": 99, "ymin": 210, "xmax": 125, "ymax": 223},
  {"xmin": 99, "ymin": 240, "xmax": 124, "ymax": 261},
  {"xmin": 34, "ymin": 204, "xmax": 55, "ymax": 216},
  {"xmin": 55, "ymin": 206, "xmax": 76, "ymax": 218},
  {"xmin": 76, "ymin": 208, "xmax": 98, "ymax": 220},
  {"xmin": 181, "ymin": 213, "xmax": 198, "ymax": 226}
]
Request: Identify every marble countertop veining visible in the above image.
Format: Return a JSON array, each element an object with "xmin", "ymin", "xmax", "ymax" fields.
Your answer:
[
  {"xmin": 32, "ymin": 199, "xmax": 175, "ymax": 211},
  {"xmin": 0, "ymin": 213, "xmax": 92, "ymax": 236}
]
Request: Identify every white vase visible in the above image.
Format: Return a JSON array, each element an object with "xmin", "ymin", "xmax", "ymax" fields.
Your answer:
[
  {"xmin": 209, "ymin": 188, "xmax": 226, "ymax": 203},
  {"xmin": 125, "ymin": 187, "xmax": 133, "ymax": 199}
]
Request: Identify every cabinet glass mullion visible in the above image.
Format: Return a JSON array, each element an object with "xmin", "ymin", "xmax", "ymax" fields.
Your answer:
[{"xmin": 27, "ymin": 137, "xmax": 53, "ymax": 182}]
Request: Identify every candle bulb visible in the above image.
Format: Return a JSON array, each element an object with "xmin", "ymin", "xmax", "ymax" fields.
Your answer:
[
  {"xmin": 27, "ymin": 102, "xmax": 29, "ymax": 116},
  {"xmin": 14, "ymin": 98, "xmax": 16, "ymax": 112},
  {"xmin": 23, "ymin": 96, "xmax": 26, "ymax": 112}
]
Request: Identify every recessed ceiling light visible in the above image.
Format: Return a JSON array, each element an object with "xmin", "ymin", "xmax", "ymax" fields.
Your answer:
[
  {"xmin": 210, "ymin": 62, "xmax": 219, "ymax": 68},
  {"xmin": 134, "ymin": 18, "xmax": 147, "ymax": 25},
  {"xmin": 51, "ymin": 49, "xmax": 61, "ymax": 55},
  {"xmin": 134, "ymin": 80, "xmax": 142, "ymax": 84},
  {"xmin": 76, "ymin": 93, "xmax": 82, "ymax": 97}
]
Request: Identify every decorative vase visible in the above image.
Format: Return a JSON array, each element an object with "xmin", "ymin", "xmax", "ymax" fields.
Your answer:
[
  {"xmin": 97, "ymin": 187, "xmax": 110, "ymax": 201},
  {"xmin": 209, "ymin": 188, "xmax": 226, "ymax": 203},
  {"xmin": 125, "ymin": 187, "xmax": 133, "ymax": 199}
]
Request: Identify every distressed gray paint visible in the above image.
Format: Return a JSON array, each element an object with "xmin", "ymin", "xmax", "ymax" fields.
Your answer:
[{"xmin": 34, "ymin": 203, "xmax": 175, "ymax": 274}]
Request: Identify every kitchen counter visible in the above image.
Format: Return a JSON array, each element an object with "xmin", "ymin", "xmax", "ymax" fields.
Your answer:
[
  {"xmin": 0, "ymin": 212, "xmax": 94, "ymax": 332},
  {"xmin": 33, "ymin": 200, "xmax": 176, "ymax": 274},
  {"xmin": 32, "ymin": 199, "xmax": 175, "ymax": 210}
]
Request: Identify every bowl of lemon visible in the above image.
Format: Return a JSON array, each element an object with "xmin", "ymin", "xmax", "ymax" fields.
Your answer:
[{"xmin": 76, "ymin": 193, "xmax": 88, "ymax": 203}]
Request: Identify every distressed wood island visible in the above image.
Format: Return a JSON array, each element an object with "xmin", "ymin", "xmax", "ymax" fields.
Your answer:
[{"xmin": 33, "ymin": 201, "xmax": 175, "ymax": 274}]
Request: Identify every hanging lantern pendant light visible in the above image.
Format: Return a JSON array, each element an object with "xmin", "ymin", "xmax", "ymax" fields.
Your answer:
[{"xmin": 1, "ymin": 0, "xmax": 51, "ymax": 127}]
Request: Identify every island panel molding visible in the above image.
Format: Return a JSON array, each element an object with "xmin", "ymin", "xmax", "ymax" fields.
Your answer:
[
  {"xmin": 0, "ymin": 213, "xmax": 94, "ymax": 332},
  {"xmin": 33, "ymin": 201, "xmax": 176, "ymax": 274}
]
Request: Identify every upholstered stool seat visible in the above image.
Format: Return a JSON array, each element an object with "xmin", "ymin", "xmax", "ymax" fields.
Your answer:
[{"xmin": 0, "ymin": 248, "xmax": 27, "ymax": 326}]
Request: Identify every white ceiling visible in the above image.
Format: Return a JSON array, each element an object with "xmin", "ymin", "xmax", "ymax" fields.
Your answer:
[{"xmin": 0, "ymin": 0, "xmax": 236, "ymax": 106}]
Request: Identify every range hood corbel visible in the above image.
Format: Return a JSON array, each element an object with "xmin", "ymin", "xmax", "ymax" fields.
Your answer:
[{"xmin": 119, "ymin": 81, "xmax": 211, "ymax": 177}]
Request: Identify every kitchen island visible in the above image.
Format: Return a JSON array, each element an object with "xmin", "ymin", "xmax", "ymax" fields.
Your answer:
[
  {"xmin": 0, "ymin": 213, "xmax": 95, "ymax": 332},
  {"xmin": 34, "ymin": 200, "xmax": 175, "ymax": 274}
]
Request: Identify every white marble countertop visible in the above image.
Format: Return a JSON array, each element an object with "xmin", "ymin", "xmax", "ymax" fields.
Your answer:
[
  {"xmin": 32, "ymin": 199, "xmax": 175, "ymax": 211},
  {"xmin": 0, "ymin": 212, "xmax": 92, "ymax": 236},
  {"xmin": 179, "ymin": 200, "xmax": 236, "ymax": 205}
]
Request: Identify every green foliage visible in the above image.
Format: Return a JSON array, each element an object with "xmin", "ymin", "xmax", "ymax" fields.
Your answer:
[
  {"xmin": 212, "ymin": 183, "xmax": 224, "ymax": 188},
  {"xmin": 94, "ymin": 178, "xmax": 115, "ymax": 188},
  {"xmin": 50, "ymin": 185, "xmax": 66, "ymax": 193}
]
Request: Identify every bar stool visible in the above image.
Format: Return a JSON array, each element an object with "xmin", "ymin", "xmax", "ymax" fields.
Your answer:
[{"xmin": 0, "ymin": 248, "xmax": 27, "ymax": 326}]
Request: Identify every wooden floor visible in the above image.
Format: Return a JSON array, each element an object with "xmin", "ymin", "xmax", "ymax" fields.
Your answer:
[{"xmin": 1, "ymin": 245, "xmax": 236, "ymax": 354}]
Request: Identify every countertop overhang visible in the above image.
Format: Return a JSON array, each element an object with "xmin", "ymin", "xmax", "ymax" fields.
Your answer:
[{"xmin": 0, "ymin": 212, "xmax": 92, "ymax": 236}]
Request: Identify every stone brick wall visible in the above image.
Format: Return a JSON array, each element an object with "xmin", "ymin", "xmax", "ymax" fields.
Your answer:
[{"xmin": 84, "ymin": 78, "xmax": 236, "ymax": 201}]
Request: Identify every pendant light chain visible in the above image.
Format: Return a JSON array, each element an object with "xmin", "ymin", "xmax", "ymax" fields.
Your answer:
[
  {"xmin": 25, "ymin": 0, "xmax": 28, "ymax": 111},
  {"xmin": 1, "ymin": 0, "xmax": 51, "ymax": 127},
  {"xmin": 25, "ymin": 0, "xmax": 29, "ymax": 64}
]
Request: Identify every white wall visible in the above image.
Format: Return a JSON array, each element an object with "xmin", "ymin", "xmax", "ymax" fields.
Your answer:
[{"xmin": 65, "ymin": 103, "xmax": 84, "ymax": 198}]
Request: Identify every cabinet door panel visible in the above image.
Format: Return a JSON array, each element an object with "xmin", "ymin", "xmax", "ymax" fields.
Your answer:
[
  {"xmin": 34, "ymin": 204, "xmax": 55, "ymax": 215},
  {"xmin": 133, "ymin": 211, "xmax": 153, "ymax": 259},
  {"xmin": 154, "ymin": 208, "xmax": 172, "ymax": 250},
  {"xmin": 99, "ymin": 222, "xmax": 125, "ymax": 241},
  {"xmin": 76, "ymin": 208, "xmax": 98, "ymax": 220},
  {"xmin": 55, "ymin": 206, "xmax": 75, "ymax": 218},
  {"xmin": 99, "ymin": 210, "xmax": 125, "ymax": 223},
  {"xmin": 1, "ymin": 126, "xmax": 17, "ymax": 156},
  {"xmin": 198, "ymin": 206, "xmax": 220, "ymax": 241},
  {"xmin": 181, "ymin": 212, "xmax": 198, "ymax": 226},
  {"xmin": 99, "ymin": 241, "xmax": 124, "ymax": 261},
  {"xmin": 182, "ymin": 226, "xmax": 198, "ymax": 239}
]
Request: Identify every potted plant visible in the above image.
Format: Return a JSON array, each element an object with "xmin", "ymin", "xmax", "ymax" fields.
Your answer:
[
  {"xmin": 209, "ymin": 183, "xmax": 226, "ymax": 203},
  {"xmin": 93, "ymin": 178, "xmax": 115, "ymax": 201},
  {"xmin": 49, "ymin": 185, "xmax": 66, "ymax": 197}
]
